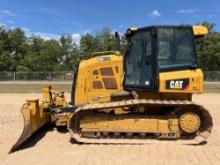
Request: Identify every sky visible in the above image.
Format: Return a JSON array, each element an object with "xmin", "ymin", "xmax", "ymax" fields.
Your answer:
[{"xmin": 0, "ymin": 0, "xmax": 219, "ymax": 43}]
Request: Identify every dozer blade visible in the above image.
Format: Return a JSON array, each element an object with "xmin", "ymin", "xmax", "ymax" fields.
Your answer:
[{"xmin": 10, "ymin": 99, "xmax": 50, "ymax": 153}]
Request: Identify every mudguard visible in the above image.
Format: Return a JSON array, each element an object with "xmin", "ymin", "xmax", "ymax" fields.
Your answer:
[{"xmin": 10, "ymin": 99, "xmax": 50, "ymax": 153}]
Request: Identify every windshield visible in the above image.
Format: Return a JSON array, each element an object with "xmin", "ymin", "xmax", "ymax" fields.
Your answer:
[
  {"xmin": 157, "ymin": 28, "xmax": 196, "ymax": 69},
  {"xmin": 124, "ymin": 30, "xmax": 152, "ymax": 87}
]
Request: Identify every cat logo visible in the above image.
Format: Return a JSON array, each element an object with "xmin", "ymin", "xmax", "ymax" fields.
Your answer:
[
  {"xmin": 166, "ymin": 79, "xmax": 189, "ymax": 90},
  {"xmin": 170, "ymin": 80, "xmax": 183, "ymax": 89}
]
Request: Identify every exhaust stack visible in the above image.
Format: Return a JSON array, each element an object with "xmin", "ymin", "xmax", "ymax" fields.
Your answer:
[{"xmin": 115, "ymin": 32, "xmax": 121, "ymax": 52}]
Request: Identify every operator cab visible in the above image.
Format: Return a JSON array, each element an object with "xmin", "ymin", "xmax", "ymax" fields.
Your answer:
[{"xmin": 124, "ymin": 25, "xmax": 199, "ymax": 91}]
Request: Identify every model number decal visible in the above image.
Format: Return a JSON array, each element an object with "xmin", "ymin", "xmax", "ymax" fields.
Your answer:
[{"xmin": 166, "ymin": 79, "xmax": 189, "ymax": 90}]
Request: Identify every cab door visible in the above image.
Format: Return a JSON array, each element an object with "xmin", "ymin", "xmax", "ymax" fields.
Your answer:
[{"xmin": 124, "ymin": 29, "xmax": 155, "ymax": 91}]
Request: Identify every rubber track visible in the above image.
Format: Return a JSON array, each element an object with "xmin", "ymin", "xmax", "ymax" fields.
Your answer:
[{"xmin": 68, "ymin": 99, "xmax": 213, "ymax": 145}]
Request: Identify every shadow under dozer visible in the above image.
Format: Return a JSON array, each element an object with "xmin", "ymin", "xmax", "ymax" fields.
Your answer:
[{"xmin": 9, "ymin": 99, "xmax": 51, "ymax": 153}]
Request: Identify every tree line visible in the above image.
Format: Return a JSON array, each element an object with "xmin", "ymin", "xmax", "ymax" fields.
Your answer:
[{"xmin": 0, "ymin": 21, "xmax": 219, "ymax": 72}]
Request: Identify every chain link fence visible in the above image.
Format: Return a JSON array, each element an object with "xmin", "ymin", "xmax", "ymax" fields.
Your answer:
[
  {"xmin": 0, "ymin": 71, "xmax": 219, "ymax": 81},
  {"xmin": 0, "ymin": 72, "xmax": 74, "ymax": 81},
  {"xmin": 203, "ymin": 71, "xmax": 220, "ymax": 81}
]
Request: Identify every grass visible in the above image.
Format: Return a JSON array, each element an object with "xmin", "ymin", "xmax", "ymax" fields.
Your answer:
[
  {"xmin": 0, "ymin": 83, "xmax": 220, "ymax": 93},
  {"xmin": 204, "ymin": 84, "xmax": 220, "ymax": 93}
]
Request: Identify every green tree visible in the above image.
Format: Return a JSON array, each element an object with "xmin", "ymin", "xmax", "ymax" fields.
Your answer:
[
  {"xmin": 0, "ymin": 26, "xmax": 11, "ymax": 71},
  {"xmin": 96, "ymin": 27, "xmax": 115, "ymax": 51},
  {"xmin": 7, "ymin": 28, "xmax": 27, "ymax": 71},
  {"xmin": 196, "ymin": 21, "xmax": 220, "ymax": 70},
  {"xmin": 80, "ymin": 33, "xmax": 99, "ymax": 59},
  {"xmin": 120, "ymin": 33, "xmax": 127, "ymax": 54},
  {"xmin": 22, "ymin": 36, "xmax": 62, "ymax": 71}
]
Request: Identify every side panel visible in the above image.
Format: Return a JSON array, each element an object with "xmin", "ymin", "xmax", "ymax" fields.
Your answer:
[
  {"xmin": 74, "ymin": 61, "xmax": 90, "ymax": 105},
  {"xmin": 74, "ymin": 55, "xmax": 123, "ymax": 105},
  {"xmin": 159, "ymin": 69, "xmax": 203, "ymax": 93},
  {"xmin": 88, "ymin": 61, "xmax": 123, "ymax": 103},
  {"xmin": 70, "ymin": 70, "xmax": 78, "ymax": 105}
]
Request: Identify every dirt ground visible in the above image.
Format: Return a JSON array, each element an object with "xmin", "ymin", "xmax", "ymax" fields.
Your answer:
[{"xmin": 0, "ymin": 93, "xmax": 220, "ymax": 165}]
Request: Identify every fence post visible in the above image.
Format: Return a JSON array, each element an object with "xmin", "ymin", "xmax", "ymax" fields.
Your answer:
[
  {"xmin": 13, "ymin": 71, "xmax": 16, "ymax": 81},
  {"xmin": 49, "ymin": 72, "xmax": 52, "ymax": 81}
]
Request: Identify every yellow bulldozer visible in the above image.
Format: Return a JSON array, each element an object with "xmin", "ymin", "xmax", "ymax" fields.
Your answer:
[{"xmin": 10, "ymin": 25, "xmax": 213, "ymax": 152}]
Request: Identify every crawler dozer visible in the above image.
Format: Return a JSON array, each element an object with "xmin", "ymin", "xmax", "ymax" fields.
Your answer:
[{"xmin": 10, "ymin": 25, "xmax": 213, "ymax": 152}]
